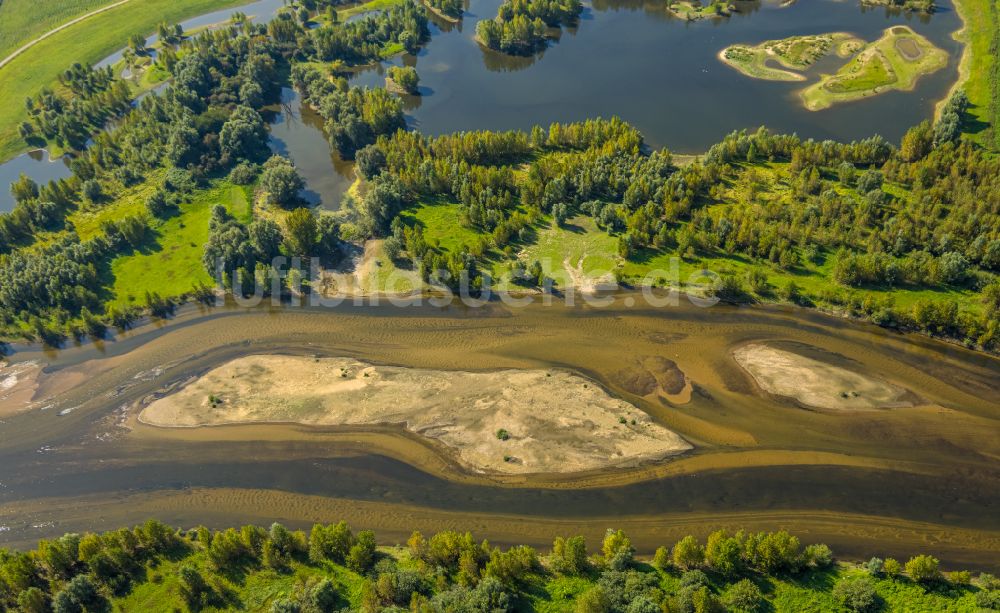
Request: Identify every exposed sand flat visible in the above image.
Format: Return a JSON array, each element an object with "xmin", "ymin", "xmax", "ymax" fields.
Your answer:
[
  {"xmin": 733, "ymin": 344, "xmax": 912, "ymax": 410},
  {"xmin": 0, "ymin": 360, "xmax": 42, "ymax": 417},
  {"xmin": 140, "ymin": 355, "xmax": 692, "ymax": 474}
]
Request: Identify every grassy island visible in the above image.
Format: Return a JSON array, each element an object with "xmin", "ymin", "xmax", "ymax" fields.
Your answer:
[
  {"xmin": 861, "ymin": 0, "xmax": 936, "ymax": 13},
  {"xmin": 720, "ymin": 32, "xmax": 864, "ymax": 82},
  {"xmin": 801, "ymin": 26, "xmax": 948, "ymax": 111},
  {"xmin": 667, "ymin": 0, "xmax": 735, "ymax": 20}
]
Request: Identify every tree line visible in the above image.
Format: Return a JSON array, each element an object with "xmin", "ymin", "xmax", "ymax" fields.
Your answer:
[{"xmin": 1, "ymin": 521, "xmax": 996, "ymax": 612}]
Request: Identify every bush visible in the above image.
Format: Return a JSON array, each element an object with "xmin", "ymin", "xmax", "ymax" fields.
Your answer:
[
  {"xmin": 882, "ymin": 558, "xmax": 901, "ymax": 578},
  {"xmin": 260, "ymin": 156, "xmax": 305, "ymax": 206},
  {"xmin": 832, "ymin": 575, "xmax": 878, "ymax": 612},
  {"xmin": 905, "ymin": 555, "xmax": 941, "ymax": 583},
  {"xmin": 229, "ymin": 161, "xmax": 260, "ymax": 185},
  {"xmin": 724, "ymin": 579, "xmax": 763, "ymax": 612},
  {"xmin": 803, "ymin": 543, "xmax": 834, "ymax": 568}
]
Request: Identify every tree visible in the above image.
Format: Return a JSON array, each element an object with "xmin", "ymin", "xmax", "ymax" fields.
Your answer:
[
  {"xmin": 219, "ymin": 106, "xmax": 269, "ymax": 163},
  {"xmin": 387, "ymin": 66, "xmax": 420, "ymax": 94},
  {"xmin": 355, "ymin": 145, "xmax": 387, "ymax": 179},
  {"xmin": 285, "ymin": 208, "xmax": 318, "ymax": 257},
  {"xmin": 347, "ymin": 530, "xmax": 377, "ymax": 573},
  {"xmin": 882, "ymin": 558, "xmax": 901, "ymax": 578},
  {"xmin": 900, "ymin": 121, "xmax": 933, "ymax": 162},
  {"xmin": 52, "ymin": 575, "xmax": 109, "ymax": 613},
  {"xmin": 832, "ymin": 575, "xmax": 878, "ymax": 612},
  {"xmin": 260, "ymin": 156, "xmax": 305, "ymax": 206},
  {"xmin": 574, "ymin": 586, "xmax": 610, "ymax": 613},
  {"xmin": 601, "ymin": 529, "xmax": 633, "ymax": 570},
  {"xmin": 672, "ymin": 535, "xmax": 704, "ymax": 570},
  {"xmin": 146, "ymin": 190, "xmax": 171, "ymax": 218},
  {"xmin": 723, "ymin": 579, "xmax": 763, "ymax": 613},
  {"xmin": 705, "ymin": 530, "xmax": 741, "ymax": 576},
  {"xmin": 905, "ymin": 555, "xmax": 941, "ymax": 583},
  {"xmin": 311, "ymin": 579, "xmax": 339, "ymax": 612},
  {"xmin": 551, "ymin": 535, "xmax": 587, "ymax": 575},
  {"xmin": 803, "ymin": 543, "xmax": 834, "ymax": 568},
  {"xmin": 652, "ymin": 546, "xmax": 670, "ymax": 569},
  {"xmin": 249, "ymin": 218, "xmax": 283, "ymax": 263}
]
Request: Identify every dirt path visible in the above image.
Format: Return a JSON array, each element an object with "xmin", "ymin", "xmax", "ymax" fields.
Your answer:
[{"xmin": 0, "ymin": 0, "xmax": 132, "ymax": 71}]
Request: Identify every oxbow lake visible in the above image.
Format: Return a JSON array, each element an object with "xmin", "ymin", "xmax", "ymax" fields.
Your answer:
[{"xmin": 0, "ymin": 0, "xmax": 963, "ymax": 211}]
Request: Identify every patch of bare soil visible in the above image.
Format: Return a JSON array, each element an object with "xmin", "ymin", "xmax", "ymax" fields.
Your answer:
[
  {"xmin": 733, "ymin": 344, "xmax": 912, "ymax": 410},
  {"xmin": 0, "ymin": 361, "xmax": 42, "ymax": 417},
  {"xmin": 139, "ymin": 355, "xmax": 692, "ymax": 474},
  {"xmin": 615, "ymin": 356, "xmax": 692, "ymax": 404}
]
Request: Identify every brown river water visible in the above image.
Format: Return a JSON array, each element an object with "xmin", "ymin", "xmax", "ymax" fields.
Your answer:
[{"xmin": 0, "ymin": 295, "xmax": 998, "ymax": 568}]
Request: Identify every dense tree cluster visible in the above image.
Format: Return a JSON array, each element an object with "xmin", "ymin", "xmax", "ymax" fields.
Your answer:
[
  {"xmin": 355, "ymin": 110, "xmax": 997, "ymax": 348},
  {"xmin": 386, "ymin": 65, "xmax": 420, "ymax": 94},
  {"xmin": 1, "ymin": 522, "xmax": 995, "ymax": 612},
  {"xmin": 426, "ymin": 0, "xmax": 464, "ymax": 18},
  {"xmin": 476, "ymin": 0, "xmax": 583, "ymax": 55},
  {"xmin": 293, "ymin": 65, "xmax": 406, "ymax": 158},
  {"xmin": 310, "ymin": 0, "xmax": 429, "ymax": 63},
  {"xmin": 21, "ymin": 64, "xmax": 132, "ymax": 151},
  {"xmin": 202, "ymin": 203, "xmax": 341, "ymax": 294}
]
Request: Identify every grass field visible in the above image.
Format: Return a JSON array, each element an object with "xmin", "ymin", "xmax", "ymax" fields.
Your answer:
[
  {"xmin": 0, "ymin": 0, "xmax": 247, "ymax": 163},
  {"xmin": 801, "ymin": 26, "xmax": 948, "ymax": 111},
  {"xmin": 65, "ymin": 178, "xmax": 251, "ymax": 307},
  {"xmin": 108, "ymin": 183, "xmax": 250, "ymax": 306},
  {"xmin": 950, "ymin": 0, "xmax": 998, "ymax": 148},
  {"xmin": 0, "ymin": 0, "xmax": 111, "ymax": 60}
]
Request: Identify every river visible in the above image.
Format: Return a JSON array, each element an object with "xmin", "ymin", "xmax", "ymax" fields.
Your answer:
[{"xmin": 1, "ymin": 295, "xmax": 998, "ymax": 566}]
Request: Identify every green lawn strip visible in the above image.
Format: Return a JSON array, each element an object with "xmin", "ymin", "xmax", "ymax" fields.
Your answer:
[
  {"xmin": 504, "ymin": 215, "xmax": 620, "ymax": 290},
  {"xmin": 950, "ymin": 0, "xmax": 996, "ymax": 144},
  {"xmin": 338, "ymin": 0, "xmax": 406, "ymax": 19},
  {"xmin": 0, "ymin": 0, "xmax": 248, "ymax": 163},
  {"xmin": 398, "ymin": 196, "xmax": 484, "ymax": 254},
  {"xmin": 0, "ymin": 0, "xmax": 111, "ymax": 60}
]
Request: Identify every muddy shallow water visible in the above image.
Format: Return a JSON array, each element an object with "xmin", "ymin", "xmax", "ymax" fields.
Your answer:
[{"xmin": 1, "ymin": 295, "xmax": 998, "ymax": 567}]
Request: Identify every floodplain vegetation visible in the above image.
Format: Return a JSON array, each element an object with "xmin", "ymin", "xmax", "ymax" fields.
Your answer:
[
  {"xmin": 0, "ymin": 0, "xmax": 997, "ymax": 359},
  {"xmin": 2, "ymin": 521, "xmax": 998, "ymax": 612}
]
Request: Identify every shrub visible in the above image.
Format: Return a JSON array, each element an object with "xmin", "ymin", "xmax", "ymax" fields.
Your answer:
[
  {"xmin": 724, "ymin": 579, "xmax": 763, "ymax": 612},
  {"xmin": 832, "ymin": 575, "xmax": 878, "ymax": 612},
  {"xmin": 229, "ymin": 161, "xmax": 260, "ymax": 185},
  {"xmin": 882, "ymin": 558, "xmax": 901, "ymax": 578},
  {"xmin": 905, "ymin": 555, "xmax": 941, "ymax": 583}
]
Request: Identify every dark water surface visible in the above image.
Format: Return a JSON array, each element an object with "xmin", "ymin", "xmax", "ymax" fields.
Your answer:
[
  {"xmin": 352, "ymin": 0, "xmax": 962, "ymax": 150},
  {"xmin": 265, "ymin": 87, "xmax": 357, "ymax": 210}
]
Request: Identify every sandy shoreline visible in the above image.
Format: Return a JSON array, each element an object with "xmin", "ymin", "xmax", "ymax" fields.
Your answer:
[
  {"xmin": 733, "ymin": 344, "xmax": 913, "ymax": 410},
  {"xmin": 0, "ymin": 360, "xmax": 43, "ymax": 417},
  {"xmin": 139, "ymin": 355, "xmax": 692, "ymax": 474}
]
